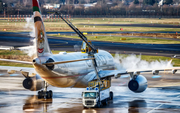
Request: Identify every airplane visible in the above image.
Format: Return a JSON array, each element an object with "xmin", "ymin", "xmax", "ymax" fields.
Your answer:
[{"xmin": 0, "ymin": 0, "xmax": 180, "ymax": 100}]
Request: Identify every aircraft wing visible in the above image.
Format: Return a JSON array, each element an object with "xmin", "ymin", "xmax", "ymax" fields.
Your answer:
[
  {"xmin": 92, "ymin": 70, "xmax": 128, "ymax": 80},
  {"xmin": 0, "ymin": 58, "xmax": 36, "ymax": 77},
  {"xmin": 126, "ymin": 67, "xmax": 180, "ymax": 76},
  {"xmin": 0, "ymin": 66, "xmax": 36, "ymax": 77},
  {"xmin": 91, "ymin": 66, "xmax": 180, "ymax": 81}
]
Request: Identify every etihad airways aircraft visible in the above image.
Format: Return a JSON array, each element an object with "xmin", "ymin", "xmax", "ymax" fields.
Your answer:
[{"xmin": 0, "ymin": 0, "xmax": 180, "ymax": 99}]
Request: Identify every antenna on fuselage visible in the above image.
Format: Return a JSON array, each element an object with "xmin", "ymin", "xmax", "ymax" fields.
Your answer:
[{"xmin": 55, "ymin": 12, "xmax": 102, "ymax": 85}]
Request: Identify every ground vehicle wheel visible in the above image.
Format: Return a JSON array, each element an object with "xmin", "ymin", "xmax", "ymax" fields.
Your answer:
[
  {"xmin": 110, "ymin": 91, "xmax": 113, "ymax": 100},
  {"xmin": 105, "ymin": 99, "xmax": 108, "ymax": 105},
  {"xmin": 83, "ymin": 106, "xmax": 88, "ymax": 109},
  {"xmin": 102, "ymin": 99, "xmax": 108, "ymax": 105},
  {"xmin": 97, "ymin": 101, "xmax": 101, "ymax": 108}
]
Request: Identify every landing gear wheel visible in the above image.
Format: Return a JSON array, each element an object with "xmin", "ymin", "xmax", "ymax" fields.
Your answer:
[
  {"xmin": 46, "ymin": 91, "xmax": 50, "ymax": 99},
  {"xmin": 38, "ymin": 90, "xmax": 53, "ymax": 99},
  {"xmin": 49, "ymin": 90, "xmax": 53, "ymax": 98},
  {"xmin": 38, "ymin": 90, "xmax": 43, "ymax": 99},
  {"xmin": 46, "ymin": 90, "xmax": 53, "ymax": 99},
  {"xmin": 37, "ymin": 81, "xmax": 53, "ymax": 99},
  {"xmin": 110, "ymin": 91, "xmax": 113, "ymax": 100}
]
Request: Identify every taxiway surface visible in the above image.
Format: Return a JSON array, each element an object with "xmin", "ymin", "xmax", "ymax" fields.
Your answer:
[
  {"xmin": 0, "ymin": 32, "xmax": 180, "ymax": 57},
  {"xmin": 0, "ymin": 72, "xmax": 180, "ymax": 113},
  {"xmin": 80, "ymin": 23, "xmax": 180, "ymax": 28}
]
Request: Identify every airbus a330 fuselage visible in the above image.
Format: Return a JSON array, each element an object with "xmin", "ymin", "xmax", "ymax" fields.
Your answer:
[
  {"xmin": 33, "ymin": 50, "xmax": 115, "ymax": 88},
  {"xmin": 0, "ymin": 0, "xmax": 180, "ymax": 100}
]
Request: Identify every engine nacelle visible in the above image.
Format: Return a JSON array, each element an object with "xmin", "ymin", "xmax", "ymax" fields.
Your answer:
[
  {"xmin": 128, "ymin": 75, "xmax": 148, "ymax": 93},
  {"xmin": 172, "ymin": 70, "xmax": 177, "ymax": 74},
  {"xmin": 46, "ymin": 58, "xmax": 55, "ymax": 70},
  {"xmin": 22, "ymin": 78, "xmax": 45, "ymax": 91},
  {"xmin": 152, "ymin": 70, "xmax": 159, "ymax": 75}
]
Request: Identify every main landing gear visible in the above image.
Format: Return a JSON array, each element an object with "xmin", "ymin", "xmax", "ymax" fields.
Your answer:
[{"xmin": 38, "ymin": 82, "xmax": 53, "ymax": 99}]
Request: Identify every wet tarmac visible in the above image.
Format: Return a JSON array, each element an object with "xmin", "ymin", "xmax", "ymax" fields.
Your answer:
[{"xmin": 0, "ymin": 72, "xmax": 180, "ymax": 113}]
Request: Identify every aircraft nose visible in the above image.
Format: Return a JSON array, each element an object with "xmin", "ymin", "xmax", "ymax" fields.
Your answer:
[
  {"xmin": 33, "ymin": 58, "xmax": 41, "ymax": 64},
  {"xmin": 33, "ymin": 57, "xmax": 49, "ymax": 64}
]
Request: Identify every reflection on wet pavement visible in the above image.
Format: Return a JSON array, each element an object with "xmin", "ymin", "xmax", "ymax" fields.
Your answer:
[
  {"xmin": 23, "ymin": 96, "xmax": 52, "ymax": 112},
  {"xmin": 0, "ymin": 86, "xmax": 180, "ymax": 113},
  {"xmin": 0, "ymin": 72, "xmax": 180, "ymax": 113}
]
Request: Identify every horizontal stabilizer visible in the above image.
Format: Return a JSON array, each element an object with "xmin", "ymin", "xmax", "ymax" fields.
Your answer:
[{"xmin": 43, "ymin": 58, "xmax": 95, "ymax": 65}]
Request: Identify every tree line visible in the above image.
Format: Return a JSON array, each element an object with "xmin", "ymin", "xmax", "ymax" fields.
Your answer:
[{"xmin": 0, "ymin": 0, "xmax": 179, "ymax": 17}]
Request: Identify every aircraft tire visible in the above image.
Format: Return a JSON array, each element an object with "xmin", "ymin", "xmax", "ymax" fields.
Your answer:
[
  {"xmin": 49, "ymin": 90, "xmax": 53, "ymax": 98},
  {"xmin": 46, "ymin": 91, "xmax": 50, "ymax": 99},
  {"xmin": 46, "ymin": 90, "xmax": 53, "ymax": 99},
  {"xmin": 38, "ymin": 90, "xmax": 43, "ymax": 99}
]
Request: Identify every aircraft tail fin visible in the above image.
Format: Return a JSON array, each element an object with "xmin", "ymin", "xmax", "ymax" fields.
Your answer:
[{"xmin": 32, "ymin": 0, "xmax": 51, "ymax": 57}]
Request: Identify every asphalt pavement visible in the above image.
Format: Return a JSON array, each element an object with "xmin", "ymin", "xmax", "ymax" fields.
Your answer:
[
  {"xmin": 0, "ymin": 32, "xmax": 180, "ymax": 57},
  {"xmin": 80, "ymin": 23, "xmax": 180, "ymax": 28},
  {"xmin": 0, "ymin": 72, "xmax": 180, "ymax": 113}
]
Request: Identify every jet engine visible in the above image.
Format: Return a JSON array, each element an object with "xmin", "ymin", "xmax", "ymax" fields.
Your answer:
[
  {"xmin": 22, "ymin": 77, "xmax": 45, "ymax": 91},
  {"xmin": 128, "ymin": 75, "xmax": 147, "ymax": 93},
  {"xmin": 45, "ymin": 58, "xmax": 55, "ymax": 70},
  {"xmin": 172, "ymin": 70, "xmax": 177, "ymax": 74}
]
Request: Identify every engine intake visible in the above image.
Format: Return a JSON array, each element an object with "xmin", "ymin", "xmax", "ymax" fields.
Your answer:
[
  {"xmin": 128, "ymin": 75, "xmax": 147, "ymax": 93},
  {"xmin": 172, "ymin": 70, "xmax": 177, "ymax": 74},
  {"xmin": 23, "ymin": 78, "xmax": 44, "ymax": 91},
  {"xmin": 46, "ymin": 58, "xmax": 55, "ymax": 70}
]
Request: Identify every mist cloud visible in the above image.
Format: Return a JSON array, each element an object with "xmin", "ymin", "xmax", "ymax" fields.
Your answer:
[
  {"xmin": 21, "ymin": 17, "xmax": 37, "ymax": 58},
  {"xmin": 114, "ymin": 53, "xmax": 173, "ymax": 71}
]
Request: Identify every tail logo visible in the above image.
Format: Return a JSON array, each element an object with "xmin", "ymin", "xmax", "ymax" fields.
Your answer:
[{"xmin": 38, "ymin": 29, "xmax": 44, "ymax": 53}]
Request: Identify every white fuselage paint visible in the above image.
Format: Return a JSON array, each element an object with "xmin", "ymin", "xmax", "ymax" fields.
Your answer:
[{"xmin": 33, "ymin": 50, "xmax": 115, "ymax": 88}]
